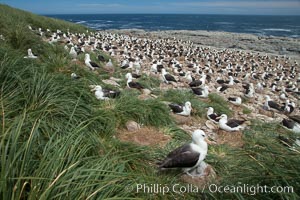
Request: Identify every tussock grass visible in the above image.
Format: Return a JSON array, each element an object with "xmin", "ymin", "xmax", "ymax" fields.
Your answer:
[
  {"xmin": 208, "ymin": 93, "xmax": 233, "ymax": 116},
  {"xmin": 41, "ymin": 45, "xmax": 71, "ymax": 72},
  {"xmin": 0, "ymin": 4, "xmax": 88, "ymax": 35},
  {"xmin": 112, "ymin": 91, "xmax": 173, "ymax": 127},
  {"xmin": 205, "ymin": 121, "xmax": 300, "ymax": 199}
]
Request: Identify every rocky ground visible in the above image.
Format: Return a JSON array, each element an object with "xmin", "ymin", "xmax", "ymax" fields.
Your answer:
[{"xmin": 109, "ymin": 29, "xmax": 300, "ymax": 61}]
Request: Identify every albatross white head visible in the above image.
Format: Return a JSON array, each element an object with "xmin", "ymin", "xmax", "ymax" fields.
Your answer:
[
  {"xmin": 125, "ymin": 72, "xmax": 132, "ymax": 80},
  {"xmin": 192, "ymin": 130, "xmax": 208, "ymax": 145},
  {"xmin": 85, "ymin": 53, "xmax": 91, "ymax": 62},
  {"xmin": 161, "ymin": 68, "xmax": 167, "ymax": 75},
  {"xmin": 218, "ymin": 114, "xmax": 228, "ymax": 124},
  {"xmin": 183, "ymin": 101, "xmax": 192, "ymax": 116},
  {"xmin": 207, "ymin": 107, "xmax": 214, "ymax": 115},
  {"xmin": 92, "ymin": 85, "xmax": 108, "ymax": 100},
  {"xmin": 228, "ymin": 76, "xmax": 234, "ymax": 85}
]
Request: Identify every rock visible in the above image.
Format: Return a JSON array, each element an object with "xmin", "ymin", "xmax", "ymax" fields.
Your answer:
[
  {"xmin": 126, "ymin": 121, "xmax": 140, "ymax": 132},
  {"xmin": 142, "ymin": 88, "xmax": 152, "ymax": 95}
]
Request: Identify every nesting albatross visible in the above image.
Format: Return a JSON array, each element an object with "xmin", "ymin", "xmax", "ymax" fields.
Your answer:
[
  {"xmin": 126, "ymin": 73, "xmax": 144, "ymax": 90},
  {"xmin": 206, "ymin": 107, "xmax": 221, "ymax": 124},
  {"xmin": 158, "ymin": 130, "xmax": 210, "ymax": 177},
  {"xmin": 264, "ymin": 95, "xmax": 283, "ymax": 112},
  {"xmin": 90, "ymin": 85, "xmax": 120, "ymax": 100},
  {"xmin": 217, "ymin": 114, "xmax": 245, "ymax": 132},
  {"xmin": 24, "ymin": 49, "xmax": 37, "ymax": 59},
  {"xmin": 169, "ymin": 101, "xmax": 192, "ymax": 116},
  {"xmin": 282, "ymin": 117, "xmax": 300, "ymax": 134},
  {"xmin": 85, "ymin": 53, "xmax": 100, "ymax": 70},
  {"xmin": 228, "ymin": 97, "xmax": 242, "ymax": 106},
  {"xmin": 162, "ymin": 69, "xmax": 177, "ymax": 84}
]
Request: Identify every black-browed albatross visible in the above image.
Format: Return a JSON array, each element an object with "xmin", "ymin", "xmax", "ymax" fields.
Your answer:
[
  {"xmin": 169, "ymin": 101, "xmax": 192, "ymax": 116},
  {"xmin": 158, "ymin": 129, "xmax": 211, "ymax": 177}
]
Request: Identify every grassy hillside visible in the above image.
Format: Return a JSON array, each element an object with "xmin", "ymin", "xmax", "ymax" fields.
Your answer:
[{"xmin": 0, "ymin": 4, "xmax": 299, "ymax": 200}]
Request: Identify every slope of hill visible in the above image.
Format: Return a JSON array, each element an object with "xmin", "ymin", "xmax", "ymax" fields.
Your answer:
[{"xmin": 0, "ymin": 4, "xmax": 299, "ymax": 200}]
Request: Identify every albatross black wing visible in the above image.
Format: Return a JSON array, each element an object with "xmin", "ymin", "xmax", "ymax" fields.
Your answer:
[
  {"xmin": 128, "ymin": 81, "xmax": 144, "ymax": 90},
  {"xmin": 159, "ymin": 144, "xmax": 200, "ymax": 168},
  {"xmin": 103, "ymin": 89, "xmax": 121, "ymax": 98},
  {"xmin": 98, "ymin": 55, "xmax": 106, "ymax": 62},
  {"xmin": 191, "ymin": 87, "xmax": 203, "ymax": 95},
  {"xmin": 208, "ymin": 113, "xmax": 220, "ymax": 122},
  {"xmin": 169, "ymin": 103, "xmax": 183, "ymax": 113},
  {"xmin": 90, "ymin": 61, "xmax": 100, "ymax": 68},
  {"xmin": 189, "ymin": 80, "xmax": 202, "ymax": 87},
  {"xmin": 268, "ymin": 101, "xmax": 283, "ymax": 111},
  {"xmin": 227, "ymin": 119, "xmax": 245, "ymax": 128},
  {"xmin": 219, "ymin": 85, "xmax": 229, "ymax": 92},
  {"xmin": 165, "ymin": 74, "xmax": 177, "ymax": 82},
  {"xmin": 228, "ymin": 97, "xmax": 237, "ymax": 102},
  {"xmin": 282, "ymin": 118, "xmax": 294, "ymax": 129}
]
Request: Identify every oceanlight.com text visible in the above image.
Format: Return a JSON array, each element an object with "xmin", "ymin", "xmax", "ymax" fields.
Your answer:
[{"xmin": 127, "ymin": 183, "xmax": 294, "ymax": 195}]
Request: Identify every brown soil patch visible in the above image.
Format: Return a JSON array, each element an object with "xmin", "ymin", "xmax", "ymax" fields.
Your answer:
[
  {"xmin": 181, "ymin": 164, "xmax": 218, "ymax": 188},
  {"xmin": 172, "ymin": 114, "xmax": 206, "ymax": 126},
  {"xmin": 215, "ymin": 129, "xmax": 244, "ymax": 148},
  {"xmin": 117, "ymin": 127, "xmax": 172, "ymax": 147}
]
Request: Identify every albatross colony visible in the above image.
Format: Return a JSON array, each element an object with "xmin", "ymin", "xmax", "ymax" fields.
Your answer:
[{"xmin": 29, "ymin": 26, "xmax": 300, "ymax": 175}]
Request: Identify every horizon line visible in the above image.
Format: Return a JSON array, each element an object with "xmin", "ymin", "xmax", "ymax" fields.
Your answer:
[{"xmin": 42, "ymin": 13, "xmax": 300, "ymax": 16}]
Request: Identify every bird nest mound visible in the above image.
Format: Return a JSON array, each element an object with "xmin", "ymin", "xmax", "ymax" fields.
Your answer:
[{"xmin": 117, "ymin": 126, "xmax": 172, "ymax": 147}]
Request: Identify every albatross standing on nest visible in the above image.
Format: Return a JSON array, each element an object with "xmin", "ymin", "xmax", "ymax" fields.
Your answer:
[
  {"xmin": 158, "ymin": 130, "xmax": 211, "ymax": 177},
  {"xmin": 85, "ymin": 54, "xmax": 100, "ymax": 70},
  {"xmin": 126, "ymin": 73, "xmax": 144, "ymax": 90}
]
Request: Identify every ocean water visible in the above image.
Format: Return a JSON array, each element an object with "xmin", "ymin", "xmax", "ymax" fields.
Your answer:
[{"xmin": 46, "ymin": 14, "xmax": 300, "ymax": 38}]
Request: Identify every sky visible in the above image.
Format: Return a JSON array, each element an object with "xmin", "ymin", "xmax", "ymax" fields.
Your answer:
[{"xmin": 1, "ymin": 0, "xmax": 300, "ymax": 15}]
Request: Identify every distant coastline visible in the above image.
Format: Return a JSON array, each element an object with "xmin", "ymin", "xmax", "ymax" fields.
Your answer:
[
  {"xmin": 108, "ymin": 29, "xmax": 300, "ymax": 60},
  {"xmin": 45, "ymin": 14, "xmax": 300, "ymax": 58},
  {"xmin": 46, "ymin": 14, "xmax": 300, "ymax": 38}
]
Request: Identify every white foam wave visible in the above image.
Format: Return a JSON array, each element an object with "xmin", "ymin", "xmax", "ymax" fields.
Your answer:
[
  {"xmin": 90, "ymin": 20, "xmax": 105, "ymax": 22},
  {"xmin": 75, "ymin": 21, "xmax": 87, "ymax": 24},
  {"xmin": 290, "ymin": 35, "xmax": 299, "ymax": 38},
  {"xmin": 214, "ymin": 22, "xmax": 234, "ymax": 25},
  {"xmin": 263, "ymin": 28, "xmax": 291, "ymax": 32}
]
